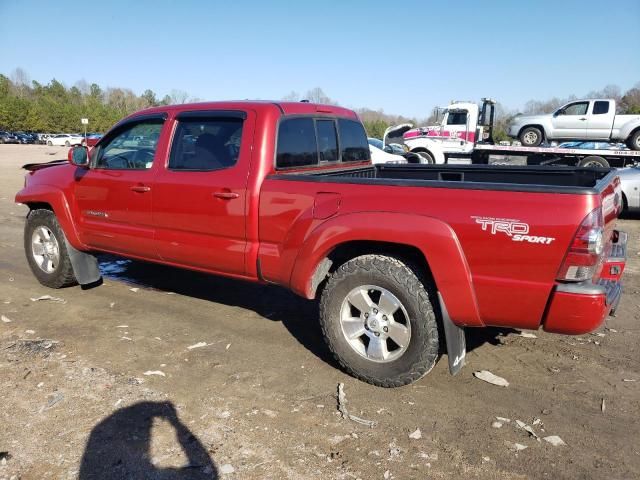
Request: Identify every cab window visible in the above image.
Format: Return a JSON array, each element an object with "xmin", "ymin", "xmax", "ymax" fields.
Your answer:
[
  {"xmin": 169, "ymin": 117, "xmax": 244, "ymax": 171},
  {"xmin": 338, "ymin": 119, "xmax": 370, "ymax": 162},
  {"xmin": 561, "ymin": 102, "xmax": 589, "ymax": 116},
  {"xmin": 276, "ymin": 118, "xmax": 318, "ymax": 168},
  {"xmin": 94, "ymin": 120, "xmax": 163, "ymax": 170},
  {"xmin": 593, "ymin": 101, "xmax": 609, "ymax": 115},
  {"xmin": 446, "ymin": 111, "xmax": 468, "ymax": 125},
  {"xmin": 316, "ymin": 119, "xmax": 338, "ymax": 162}
]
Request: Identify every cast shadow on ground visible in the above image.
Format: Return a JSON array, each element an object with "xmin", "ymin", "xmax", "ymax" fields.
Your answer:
[
  {"xmin": 79, "ymin": 401, "xmax": 217, "ymax": 479},
  {"xmin": 96, "ymin": 254, "xmax": 520, "ymax": 366}
]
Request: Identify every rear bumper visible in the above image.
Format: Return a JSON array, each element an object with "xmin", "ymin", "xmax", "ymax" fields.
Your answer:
[{"xmin": 543, "ymin": 231, "xmax": 627, "ymax": 335}]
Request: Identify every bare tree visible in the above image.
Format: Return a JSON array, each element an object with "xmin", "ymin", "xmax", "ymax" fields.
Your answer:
[
  {"xmin": 74, "ymin": 79, "xmax": 90, "ymax": 96},
  {"xmin": 305, "ymin": 87, "xmax": 335, "ymax": 104},
  {"xmin": 10, "ymin": 67, "xmax": 30, "ymax": 98},
  {"xmin": 282, "ymin": 91, "xmax": 300, "ymax": 101},
  {"xmin": 169, "ymin": 89, "xmax": 189, "ymax": 105}
]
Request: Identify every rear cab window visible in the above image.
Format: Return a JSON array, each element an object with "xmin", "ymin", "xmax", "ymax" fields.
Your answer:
[
  {"xmin": 592, "ymin": 101, "xmax": 610, "ymax": 115},
  {"xmin": 275, "ymin": 116, "xmax": 370, "ymax": 169},
  {"xmin": 169, "ymin": 113, "xmax": 244, "ymax": 171}
]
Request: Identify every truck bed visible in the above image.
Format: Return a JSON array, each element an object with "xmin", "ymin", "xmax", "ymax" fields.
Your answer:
[{"xmin": 277, "ymin": 164, "xmax": 617, "ymax": 194}]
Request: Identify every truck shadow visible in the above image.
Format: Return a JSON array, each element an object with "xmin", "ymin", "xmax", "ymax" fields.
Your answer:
[
  {"xmin": 78, "ymin": 401, "xmax": 217, "ymax": 479},
  {"xmin": 97, "ymin": 254, "xmax": 522, "ymax": 368},
  {"xmin": 98, "ymin": 254, "xmax": 337, "ymax": 367}
]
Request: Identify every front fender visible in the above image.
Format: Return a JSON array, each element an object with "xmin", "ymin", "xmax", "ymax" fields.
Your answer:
[
  {"xmin": 289, "ymin": 212, "xmax": 483, "ymax": 327},
  {"xmin": 15, "ymin": 184, "xmax": 86, "ymax": 250},
  {"xmin": 406, "ymin": 138, "xmax": 446, "ymax": 164}
]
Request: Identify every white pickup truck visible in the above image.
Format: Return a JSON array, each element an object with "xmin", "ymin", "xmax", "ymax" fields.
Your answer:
[
  {"xmin": 401, "ymin": 98, "xmax": 640, "ymax": 168},
  {"xmin": 509, "ymin": 99, "xmax": 640, "ymax": 150}
]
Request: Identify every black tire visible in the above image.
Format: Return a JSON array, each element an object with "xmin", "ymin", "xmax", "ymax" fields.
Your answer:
[
  {"xmin": 65, "ymin": 140, "xmax": 70, "ymax": 147},
  {"xmin": 24, "ymin": 209, "xmax": 77, "ymax": 288},
  {"xmin": 319, "ymin": 254, "xmax": 439, "ymax": 387},
  {"xmin": 47, "ymin": 140, "xmax": 52, "ymax": 146},
  {"xmin": 414, "ymin": 150, "xmax": 434, "ymax": 164},
  {"xmin": 627, "ymin": 130, "xmax": 640, "ymax": 151},
  {"xmin": 403, "ymin": 153, "xmax": 422, "ymax": 164},
  {"xmin": 519, "ymin": 126, "xmax": 543, "ymax": 147},
  {"xmin": 577, "ymin": 156, "xmax": 609, "ymax": 168}
]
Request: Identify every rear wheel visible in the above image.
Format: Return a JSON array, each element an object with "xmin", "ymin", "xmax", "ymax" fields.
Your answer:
[
  {"xmin": 627, "ymin": 130, "xmax": 640, "ymax": 151},
  {"xmin": 319, "ymin": 255, "xmax": 439, "ymax": 387},
  {"xmin": 47, "ymin": 140, "xmax": 52, "ymax": 146},
  {"xmin": 24, "ymin": 209, "xmax": 77, "ymax": 288},
  {"xmin": 578, "ymin": 156, "xmax": 609, "ymax": 168},
  {"xmin": 519, "ymin": 127, "xmax": 543, "ymax": 147},
  {"xmin": 64, "ymin": 140, "xmax": 70, "ymax": 147}
]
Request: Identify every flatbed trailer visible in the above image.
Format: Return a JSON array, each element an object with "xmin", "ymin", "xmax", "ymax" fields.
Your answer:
[
  {"xmin": 401, "ymin": 98, "xmax": 640, "ymax": 168},
  {"xmin": 470, "ymin": 144, "xmax": 640, "ymax": 168}
]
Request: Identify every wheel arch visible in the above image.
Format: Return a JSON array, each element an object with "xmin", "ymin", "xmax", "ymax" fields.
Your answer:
[
  {"xmin": 17, "ymin": 185, "xmax": 85, "ymax": 250},
  {"xmin": 290, "ymin": 212, "xmax": 483, "ymax": 327},
  {"xmin": 409, "ymin": 147, "xmax": 444, "ymax": 164},
  {"xmin": 518, "ymin": 124, "xmax": 546, "ymax": 140},
  {"xmin": 625, "ymin": 125, "xmax": 640, "ymax": 146}
]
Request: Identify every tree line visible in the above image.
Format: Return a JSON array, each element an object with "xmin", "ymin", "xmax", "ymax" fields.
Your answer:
[
  {"xmin": 0, "ymin": 68, "xmax": 197, "ymax": 133},
  {"xmin": 1, "ymin": 68, "xmax": 639, "ymax": 142}
]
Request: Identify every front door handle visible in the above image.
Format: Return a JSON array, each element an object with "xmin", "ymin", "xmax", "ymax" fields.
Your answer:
[
  {"xmin": 213, "ymin": 191, "xmax": 239, "ymax": 200},
  {"xmin": 579, "ymin": 117, "xmax": 587, "ymax": 121},
  {"xmin": 130, "ymin": 185, "xmax": 151, "ymax": 193}
]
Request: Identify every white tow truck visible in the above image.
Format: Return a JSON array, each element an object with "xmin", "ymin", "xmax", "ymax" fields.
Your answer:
[{"xmin": 400, "ymin": 99, "xmax": 640, "ymax": 168}]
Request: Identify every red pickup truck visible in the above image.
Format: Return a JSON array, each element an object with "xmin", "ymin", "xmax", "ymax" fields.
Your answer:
[{"xmin": 15, "ymin": 101, "xmax": 628, "ymax": 387}]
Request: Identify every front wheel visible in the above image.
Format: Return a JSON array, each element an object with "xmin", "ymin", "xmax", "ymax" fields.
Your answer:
[
  {"xmin": 47, "ymin": 140, "xmax": 52, "ymax": 146},
  {"xmin": 627, "ymin": 130, "xmax": 640, "ymax": 151},
  {"xmin": 519, "ymin": 126, "xmax": 543, "ymax": 147},
  {"xmin": 24, "ymin": 209, "xmax": 77, "ymax": 288},
  {"xmin": 319, "ymin": 255, "xmax": 439, "ymax": 387},
  {"xmin": 414, "ymin": 151, "xmax": 434, "ymax": 164},
  {"xmin": 65, "ymin": 140, "xmax": 70, "ymax": 147}
]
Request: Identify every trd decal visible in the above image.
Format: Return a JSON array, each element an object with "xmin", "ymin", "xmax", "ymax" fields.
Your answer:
[{"xmin": 471, "ymin": 216, "xmax": 555, "ymax": 245}]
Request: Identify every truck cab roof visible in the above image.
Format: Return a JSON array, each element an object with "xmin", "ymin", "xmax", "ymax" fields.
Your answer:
[{"xmin": 127, "ymin": 100, "xmax": 359, "ymax": 120}]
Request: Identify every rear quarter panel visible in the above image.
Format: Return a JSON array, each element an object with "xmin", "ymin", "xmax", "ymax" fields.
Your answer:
[{"xmin": 259, "ymin": 178, "xmax": 598, "ymax": 330}]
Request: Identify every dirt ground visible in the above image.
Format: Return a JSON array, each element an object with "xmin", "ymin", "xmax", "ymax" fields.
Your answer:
[{"xmin": 1, "ymin": 144, "xmax": 639, "ymax": 480}]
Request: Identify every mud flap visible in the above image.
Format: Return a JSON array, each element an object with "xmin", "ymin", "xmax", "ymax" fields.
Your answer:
[
  {"xmin": 438, "ymin": 292, "xmax": 466, "ymax": 375},
  {"xmin": 63, "ymin": 237, "xmax": 101, "ymax": 285}
]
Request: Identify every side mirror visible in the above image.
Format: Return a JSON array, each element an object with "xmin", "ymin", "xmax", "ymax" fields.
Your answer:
[
  {"xmin": 383, "ymin": 146, "xmax": 394, "ymax": 154},
  {"xmin": 554, "ymin": 109, "xmax": 564, "ymax": 117},
  {"xmin": 69, "ymin": 145, "xmax": 89, "ymax": 167}
]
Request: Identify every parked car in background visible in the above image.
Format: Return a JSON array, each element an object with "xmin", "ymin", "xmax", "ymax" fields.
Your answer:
[
  {"xmin": 0, "ymin": 131, "xmax": 19, "ymax": 144},
  {"xmin": 617, "ymin": 165, "xmax": 640, "ymax": 213},
  {"xmin": 37, "ymin": 133, "xmax": 53, "ymax": 144},
  {"xmin": 367, "ymin": 140, "xmax": 407, "ymax": 164},
  {"xmin": 47, "ymin": 134, "xmax": 84, "ymax": 147},
  {"xmin": 368, "ymin": 137, "xmax": 422, "ymax": 164},
  {"xmin": 509, "ymin": 99, "xmax": 640, "ymax": 150},
  {"xmin": 82, "ymin": 133, "xmax": 103, "ymax": 147},
  {"xmin": 15, "ymin": 132, "xmax": 37, "ymax": 144}
]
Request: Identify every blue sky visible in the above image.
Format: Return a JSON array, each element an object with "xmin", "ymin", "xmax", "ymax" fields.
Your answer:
[{"xmin": 1, "ymin": 0, "xmax": 638, "ymax": 117}]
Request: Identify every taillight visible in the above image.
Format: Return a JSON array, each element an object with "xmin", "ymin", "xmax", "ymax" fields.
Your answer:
[{"xmin": 557, "ymin": 208, "xmax": 605, "ymax": 282}]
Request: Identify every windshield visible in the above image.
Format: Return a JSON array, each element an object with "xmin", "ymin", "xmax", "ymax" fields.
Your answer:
[{"xmin": 368, "ymin": 138, "xmax": 384, "ymax": 150}]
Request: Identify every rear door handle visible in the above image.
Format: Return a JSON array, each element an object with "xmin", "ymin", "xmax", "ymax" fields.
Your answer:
[
  {"xmin": 579, "ymin": 117, "xmax": 587, "ymax": 121},
  {"xmin": 213, "ymin": 191, "xmax": 239, "ymax": 200},
  {"xmin": 130, "ymin": 185, "xmax": 151, "ymax": 193}
]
